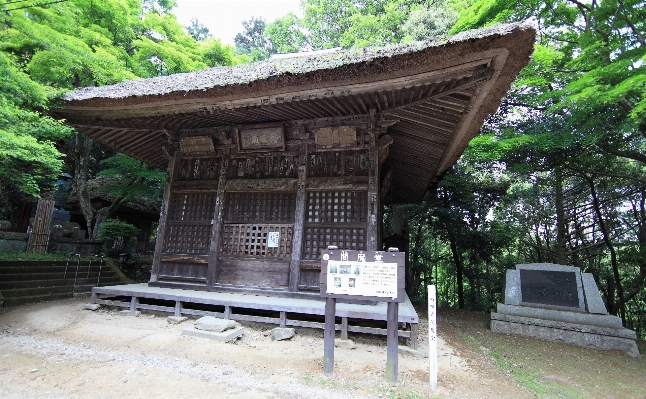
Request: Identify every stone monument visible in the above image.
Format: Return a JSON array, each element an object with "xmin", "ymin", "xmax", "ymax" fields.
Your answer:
[{"xmin": 491, "ymin": 263, "xmax": 640, "ymax": 357}]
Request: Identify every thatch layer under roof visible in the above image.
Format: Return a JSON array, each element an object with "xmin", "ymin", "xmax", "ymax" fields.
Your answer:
[{"xmin": 57, "ymin": 22, "xmax": 536, "ymax": 204}]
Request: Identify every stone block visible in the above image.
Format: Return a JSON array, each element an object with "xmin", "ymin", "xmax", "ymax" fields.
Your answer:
[
  {"xmin": 334, "ymin": 339, "xmax": 356, "ymax": 349},
  {"xmin": 496, "ymin": 303, "xmax": 623, "ymax": 329},
  {"xmin": 119, "ymin": 310, "xmax": 141, "ymax": 317},
  {"xmin": 271, "ymin": 327, "xmax": 295, "ymax": 341},
  {"xmin": 182, "ymin": 326, "xmax": 244, "ymax": 342},
  {"xmin": 398, "ymin": 345, "xmax": 427, "ymax": 358},
  {"xmin": 83, "ymin": 303, "xmax": 102, "ymax": 311},
  {"xmin": 581, "ymin": 273, "xmax": 608, "ymax": 314},
  {"xmin": 167, "ymin": 316, "xmax": 188, "ymax": 325},
  {"xmin": 491, "ymin": 311, "xmax": 636, "ymax": 339},
  {"xmin": 194, "ymin": 316, "xmax": 238, "ymax": 333},
  {"xmin": 503, "ymin": 269, "xmax": 520, "ymax": 305},
  {"xmin": 491, "ymin": 319, "xmax": 639, "ymax": 358}
]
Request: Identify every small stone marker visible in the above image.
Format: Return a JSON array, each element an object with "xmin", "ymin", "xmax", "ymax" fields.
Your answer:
[
  {"xmin": 194, "ymin": 316, "xmax": 238, "ymax": 333},
  {"xmin": 334, "ymin": 339, "xmax": 356, "ymax": 349},
  {"xmin": 83, "ymin": 303, "xmax": 102, "ymax": 311},
  {"xmin": 271, "ymin": 327, "xmax": 295, "ymax": 341},
  {"xmin": 167, "ymin": 316, "xmax": 188, "ymax": 325}
]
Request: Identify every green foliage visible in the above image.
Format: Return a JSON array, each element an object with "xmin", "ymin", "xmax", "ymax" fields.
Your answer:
[
  {"xmin": 98, "ymin": 219, "xmax": 138, "ymax": 242},
  {"xmin": 186, "ymin": 17, "xmax": 210, "ymax": 41},
  {"xmin": 266, "ymin": 12, "xmax": 308, "ymax": 54},
  {"xmin": 235, "ymin": 17, "xmax": 271, "ymax": 61},
  {"xmin": 401, "ymin": 2, "xmax": 458, "ymax": 42},
  {"xmin": 96, "ymin": 153, "xmax": 165, "ymax": 205}
]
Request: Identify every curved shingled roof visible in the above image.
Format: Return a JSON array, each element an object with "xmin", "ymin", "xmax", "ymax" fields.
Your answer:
[{"xmin": 57, "ymin": 22, "xmax": 536, "ymax": 204}]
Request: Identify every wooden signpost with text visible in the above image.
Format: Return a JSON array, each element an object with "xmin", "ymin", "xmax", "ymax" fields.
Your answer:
[{"xmin": 320, "ymin": 248, "xmax": 405, "ymax": 382}]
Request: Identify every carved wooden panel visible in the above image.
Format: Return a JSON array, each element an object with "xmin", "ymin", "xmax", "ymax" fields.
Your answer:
[
  {"xmin": 227, "ymin": 155, "xmax": 300, "ymax": 179},
  {"xmin": 224, "ymin": 192, "xmax": 296, "ymax": 223},
  {"xmin": 315, "ymin": 126, "xmax": 356, "ymax": 148},
  {"xmin": 175, "ymin": 157, "xmax": 221, "ymax": 181},
  {"xmin": 179, "ymin": 136, "xmax": 214, "ymax": 154},
  {"xmin": 303, "ymin": 226, "xmax": 366, "ymax": 260},
  {"xmin": 309, "ymin": 149, "xmax": 369, "ymax": 178},
  {"xmin": 221, "ymin": 224, "xmax": 294, "ymax": 258},
  {"xmin": 306, "ymin": 191, "xmax": 367, "ymax": 223},
  {"xmin": 237, "ymin": 126, "xmax": 285, "ymax": 151}
]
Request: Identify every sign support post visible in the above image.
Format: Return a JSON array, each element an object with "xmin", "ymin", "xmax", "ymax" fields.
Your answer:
[
  {"xmin": 428, "ymin": 285, "xmax": 437, "ymax": 389},
  {"xmin": 323, "ymin": 296, "xmax": 336, "ymax": 374},
  {"xmin": 386, "ymin": 301, "xmax": 399, "ymax": 383}
]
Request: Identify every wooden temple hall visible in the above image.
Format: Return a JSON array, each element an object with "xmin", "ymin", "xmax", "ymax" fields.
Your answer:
[{"xmin": 56, "ymin": 23, "xmax": 534, "ymax": 341}]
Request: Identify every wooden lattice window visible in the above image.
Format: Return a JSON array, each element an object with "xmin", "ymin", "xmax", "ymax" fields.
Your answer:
[
  {"xmin": 306, "ymin": 191, "xmax": 367, "ymax": 223},
  {"xmin": 221, "ymin": 224, "xmax": 293, "ymax": 258},
  {"xmin": 224, "ymin": 192, "xmax": 296, "ymax": 223},
  {"xmin": 303, "ymin": 227, "xmax": 366, "ymax": 260},
  {"xmin": 163, "ymin": 193, "xmax": 216, "ymax": 254},
  {"xmin": 303, "ymin": 190, "xmax": 367, "ymax": 259}
]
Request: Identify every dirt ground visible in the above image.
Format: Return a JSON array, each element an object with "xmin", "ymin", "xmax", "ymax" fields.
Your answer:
[{"xmin": 0, "ymin": 298, "xmax": 535, "ymax": 399}]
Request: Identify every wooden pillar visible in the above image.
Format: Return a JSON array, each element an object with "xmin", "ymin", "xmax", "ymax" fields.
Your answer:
[
  {"xmin": 130, "ymin": 296, "xmax": 139, "ymax": 313},
  {"xmin": 367, "ymin": 109, "xmax": 379, "ymax": 251},
  {"xmin": 207, "ymin": 158, "xmax": 228, "ymax": 286},
  {"xmin": 279, "ymin": 311, "xmax": 287, "ymax": 328},
  {"xmin": 386, "ymin": 301, "xmax": 399, "ymax": 383},
  {"xmin": 323, "ymin": 297, "xmax": 336, "ymax": 374},
  {"xmin": 289, "ymin": 144, "xmax": 308, "ymax": 292},
  {"xmin": 341, "ymin": 317, "xmax": 349, "ymax": 340},
  {"xmin": 150, "ymin": 157, "xmax": 176, "ymax": 282},
  {"xmin": 174, "ymin": 301, "xmax": 182, "ymax": 317}
]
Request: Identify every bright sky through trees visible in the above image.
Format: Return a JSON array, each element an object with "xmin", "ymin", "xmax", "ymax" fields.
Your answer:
[{"xmin": 174, "ymin": 0, "xmax": 301, "ymax": 45}]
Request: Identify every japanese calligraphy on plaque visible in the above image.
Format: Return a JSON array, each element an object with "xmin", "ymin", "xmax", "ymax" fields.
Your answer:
[
  {"xmin": 238, "ymin": 126, "xmax": 285, "ymax": 152},
  {"xmin": 320, "ymin": 249, "xmax": 405, "ymax": 302}
]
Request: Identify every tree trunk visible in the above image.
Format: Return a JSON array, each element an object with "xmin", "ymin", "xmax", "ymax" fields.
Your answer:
[
  {"xmin": 73, "ymin": 134, "xmax": 96, "ymax": 239},
  {"xmin": 555, "ymin": 167, "xmax": 567, "ymax": 264},
  {"xmin": 449, "ymin": 237, "xmax": 465, "ymax": 309}
]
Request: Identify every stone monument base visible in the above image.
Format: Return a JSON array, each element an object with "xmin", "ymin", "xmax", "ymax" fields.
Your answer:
[{"xmin": 491, "ymin": 303, "xmax": 639, "ymax": 357}]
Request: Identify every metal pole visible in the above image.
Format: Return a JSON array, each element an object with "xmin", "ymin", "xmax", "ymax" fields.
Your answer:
[
  {"xmin": 96, "ymin": 256, "xmax": 104, "ymax": 287},
  {"xmin": 72, "ymin": 254, "xmax": 81, "ymax": 293},
  {"xmin": 63, "ymin": 253, "xmax": 72, "ymax": 278}
]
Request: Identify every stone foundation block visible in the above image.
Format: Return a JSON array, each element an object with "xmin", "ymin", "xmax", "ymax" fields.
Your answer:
[
  {"xmin": 182, "ymin": 326, "xmax": 244, "ymax": 342},
  {"xmin": 195, "ymin": 316, "xmax": 239, "ymax": 333}
]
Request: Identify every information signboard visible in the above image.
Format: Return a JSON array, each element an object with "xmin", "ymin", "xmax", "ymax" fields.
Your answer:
[{"xmin": 320, "ymin": 249, "xmax": 405, "ymax": 303}]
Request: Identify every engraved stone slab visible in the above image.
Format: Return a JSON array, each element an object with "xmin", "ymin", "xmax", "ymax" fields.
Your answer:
[
  {"xmin": 581, "ymin": 273, "xmax": 608, "ymax": 314},
  {"xmin": 503, "ymin": 269, "xmax": 520, "ymax": 305},
  {"xmin": 516, "ymin": 263, "xmax": 585, "ymax": 312}
]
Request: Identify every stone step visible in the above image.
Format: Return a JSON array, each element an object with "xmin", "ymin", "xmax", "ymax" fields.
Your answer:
[
  {"xmin": 0, "ymin": 271, "xmax": 116, "ymax": 281},
  {"xmin": 0, "ymin": 265, "xmax": 108, "ymax": 274},
  {"xmin": 3, "ymin": 292, "xmax": 79, "ymax": 307},
  {"xmin": 0, "ymin": 260, "xmax": 73, "ymax": 267},
  {"xmin": 0, "ymin": 276, "xmax": 121, "ymax": 290},
  {"xmin": 1, "ymin": 281, "xmax": 122, "ymax": 300}
]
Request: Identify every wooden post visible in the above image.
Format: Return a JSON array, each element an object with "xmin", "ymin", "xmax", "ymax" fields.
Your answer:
[
  {"xmin": 279, "ymin": 311, "xmax": 287, "ymax": 328},
  {"xmin": 207, "ymin": 158, "xmax": 228, "ymax": 285},
  {"xmin": 224, "ymin": 305, "xmax": 231, "ymax": 319},
  {"xmin": 130, "ymin": 296, "xmax": 138, "ymax": 313},
  {"xmin": 174, "ymin": 301, "xmax": 182, "ymax": 317},
  {"xmin": 323, "ymin": 297, "xmax": 336, "ymax": 374},
  {"xmin": 150, "ymin": 157, "xmax": 176, "ymax": 282},
  {"xmin": 289, "ymin": 143, "xmax": 308, "ymax": 291},
  {"xmin": 367, "ymin": 109, "xmax": 379, "ymax": 251},
  {"xmin": 428, "ymin": 285, "xmax": 438, "ymax": 389},
  {"xmin": 341, "ymin": 317, "xmax": 349, "ymax": 340},
  {"xmin": 386, "ymin": 301, "xmax": 399, "ymax": 383},
  {"xmin": 410, "ymin": 323, "xmax": 419, "ymax": 350},
  {"xmin": 26, "ymin": 198, "xmax": 54, "ymax": 254}
]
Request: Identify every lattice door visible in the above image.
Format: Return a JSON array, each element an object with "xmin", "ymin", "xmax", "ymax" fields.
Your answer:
[
  {"xmin": 303, "ymin": 190, "xmax": 367, "ymax": 260},
  {"xmin": 163, "ymin": 192, "xmax": 216, "ymax": 254}
]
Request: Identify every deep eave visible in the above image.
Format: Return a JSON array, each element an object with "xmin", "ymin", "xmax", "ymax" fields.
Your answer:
[{"xmin": 56, "ymin": 23, "xmax": 536, "ymax": 204}]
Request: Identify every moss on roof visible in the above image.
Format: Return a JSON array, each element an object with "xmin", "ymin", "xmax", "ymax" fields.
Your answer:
[{"xmin": 66, "ymin": 22, "xmax": 534, "ymax": 102}]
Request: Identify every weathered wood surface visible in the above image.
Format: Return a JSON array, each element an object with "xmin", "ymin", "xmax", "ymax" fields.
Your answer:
[
  {"xmin": 225, "ymin": 178, "xmax": 298, "ymax": 192},
  {"xmin": 207, "ymin": 158, "xmax": 228, "ymax": 285},
  {"xmin": 323, "ymin": 297, "xmax": 336, "ymax": 374},
  {"xmin": 150, "ymin": 157, "xmax": 176, "ymax": 282},
  {"xmin": 92, "ymin": 283, "xmax": 419, "ymax": 323},
  {"xmin": 159, "ymin": 262, "xmax": 208, "ymax": 282},
  {"xmin": 217, "ymin": 259, "xmax": 290, "ymax": 288},
  {"xmin": 26, "ymin": 198, "xmax": 55, "ymax": 254},
  {"xmin": 290, "ymin": 145, "xmax": 308, "ymax": 291},
  {"xmin": 386, "ymin": 301, "xmax": 399, "ymax": 383},
  {"xmin": 160, "ymin": 255, "xmax": 208, "ymax": 264}
]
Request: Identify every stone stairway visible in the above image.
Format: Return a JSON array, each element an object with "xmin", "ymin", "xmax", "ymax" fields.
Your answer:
[{"xmin": 0, "ymin": 259, "xmax": 129, "ymax": 307}]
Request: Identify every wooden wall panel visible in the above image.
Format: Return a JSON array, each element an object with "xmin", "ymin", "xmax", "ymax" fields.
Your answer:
[
  {"xmin": 218, "ymin": 259, "xmax": 290, "ymax": 288},
  {"xmin": 224, "ymin": 192, "xmax": 296, "ymax": 223},
  {"xmin": 227, "ymin": 155, "xmax": 300, "ymax": 180},
  {"xmin": 303, "ymin": 226, "xmax": 366, "ymax": 260},
  {"xmin": 308, "ymin": 149, "xmax": 369, "ymax": 178},
  {"xmin": 158, "ymin": 262, "xmax": 208, "ymax": 283},
  {"xmin": 175, "ymin": 157, "xmax": 220, "ymax": 181},
  {"xmin": 221, "ymin": 224, "xmax": 294, "ymax": 258}
]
